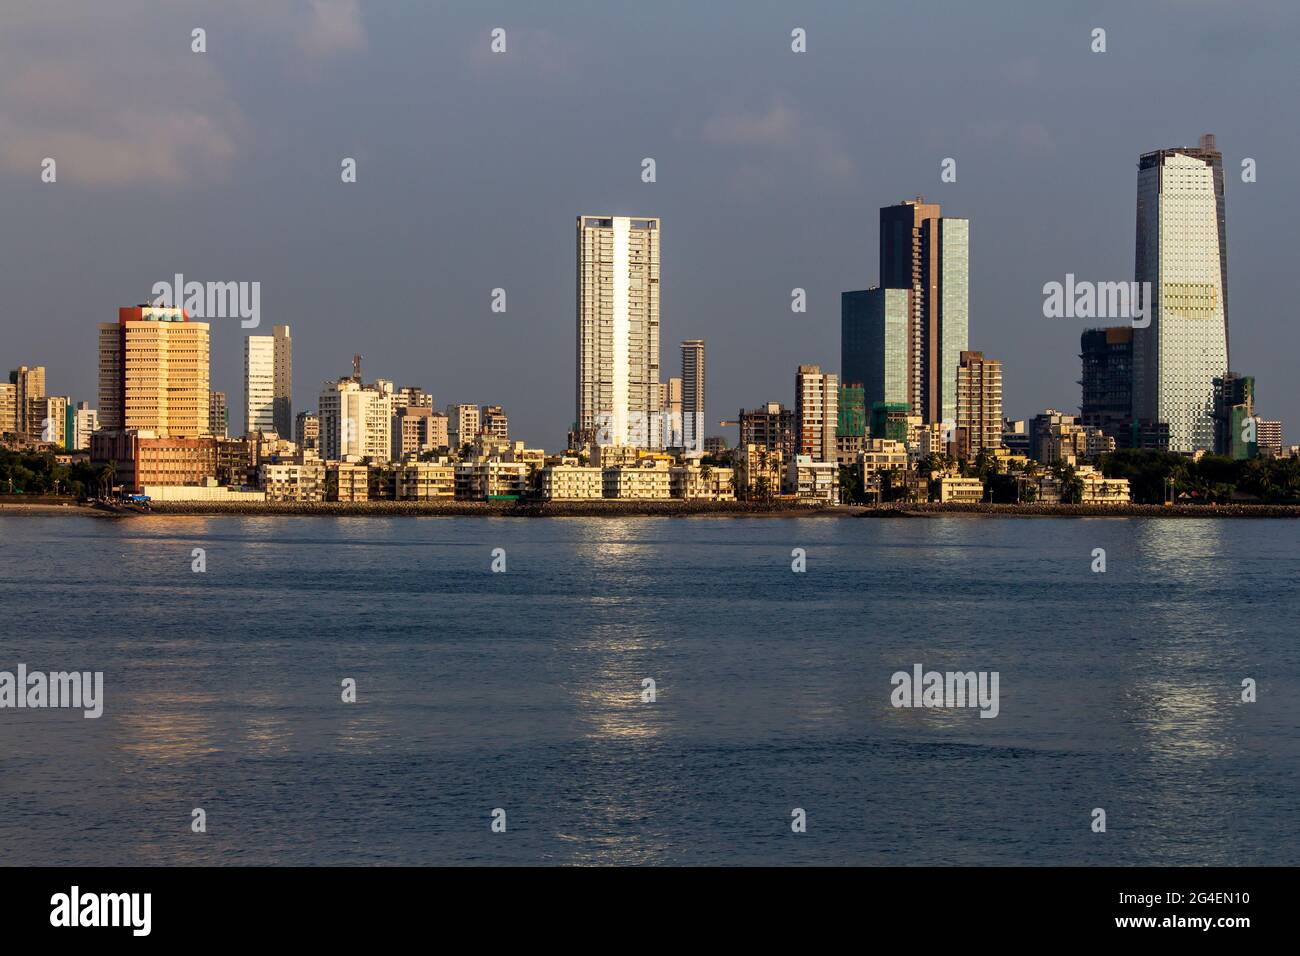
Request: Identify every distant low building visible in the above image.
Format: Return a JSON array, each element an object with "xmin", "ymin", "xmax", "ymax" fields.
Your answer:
[
  {"xmin": 540, "ymin": 464, "xmax": 604, "ymax": 501},
  {"xmin": 787, "ymin": 455, "xmax": 837, "ymax": 505},
  {"xmin": 669, "ymin": 462, "xmax": 735, "ymax": 501},
  {"xmin": 603, "ymin": 459, "xmax": 672, "ymax": 500},
  {"xmin": 936, "ymin": 474, "xmax": 984, "ymax": 503}
]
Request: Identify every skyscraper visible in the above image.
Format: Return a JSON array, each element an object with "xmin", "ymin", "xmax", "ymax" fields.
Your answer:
[
  {"xmin": 272, "ymin": 325, "xmax": 293, "ymax": 438},
  {"xmin": 244, "ymin": 325, "xmax": 292, "ymax": 437},
  {"xmin": 1079, "ymin": 327, "xmax": 1133, "ymax": 445},
  {"xmin": 795, "ymin": 364, "xmax": 838, "ymax": 463},
  {"xmin": 576, "ymin": 215, "xmax": 661, "ymax": 446},
  {"xmin": 877, "ymin": 199, "xmax": 968, "ymax": 423},
  {"xmin": 1133, "ymin": 135, "xmax": 1229, "ymax": 453},
  {"xmin": 841, "ymin": 287, "xmax": 911, "ymax": 410},
  {"xmin": 680, "ymin": 339, "xmax": 705, "ymax": 454},
  {"xmin": 98, "ymin": 306, "xmax": 209, "ymax": 437}
]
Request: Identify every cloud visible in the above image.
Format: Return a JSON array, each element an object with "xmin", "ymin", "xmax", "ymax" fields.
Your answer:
[
  {"xmin": 0, "ymin": 1, "xmax": 365, "ymax": 186},
  {"xmin": 465, "ymin": 27, "xmax": 578, "ymax": 79},
  {"xmin": 696, "ymin": 98, "xmax": 856, "ymax": 199}
]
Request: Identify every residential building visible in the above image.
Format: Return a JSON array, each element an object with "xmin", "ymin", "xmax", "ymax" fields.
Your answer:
[
  {"xmin": 786, "ymin": 454, "xmax": 838, "ymax": 505},
  {"xmin": 733, "ymin": 443, "xmax": 785, "ymax": 500},
  {"xmin": 669, "ymin": 462, "xmax": 735, "ymax": 501},
  {"xmin": 1133, "ymin": 135, "xmax": 1230, "ymax": 453},
  {"xmin": 540, "ymin": 465, "xmax": 605, "ymax": 501},
  {"xmin": 392, "ymin": 405, "xmax": 449, "ymax": 458},
  {"xmin": 0, "ymin": 383, "xmax": 16, "ymax": 435},
  {"xmin": 8, "ymin": 366, "xmax": 46, "ymax": 434},
  {"xmin": 27, "ymin": 395, "xmax": 69, "ymax": 444},
  {"xmin": 261, "ymin": 460, "xmax": 326, "ymax": 502},
  {"xmin": 395, "ymin": 461, "xmax": 455, "ymax": 500},
  {"xmin": 859, "ymin": 438, "xmax": 909, "ymax": 478},
  {"xmin": 576, "ymin": 215, "xmax": 661, "ymax": 447},
  {"xmin": 738, "ymin": 403, "xmax": 796, "ymax": 462},
  {"xmin": 955, "ymin": 351, "xmax": 1003, "ymax": 460},
  {"xmin": 98, "ymin": 306, "xmax": 209, "ymax": 437},
  {"xmin": 1257, "ymin": 419, "xmax": 1283, "ymax": 457},
  {"xmin": 325, "ymin": 462, "xmax": 370, "ymax": 502},
  {"xmin": 681, "ymin": 339, "xmax": 705, "ymax": 454},
  {"xmin": 319, "ymin": 378, "xmax": 393, "ymax": 462},
  {"xmin": 455, "ymin": 460, "xmax": 527, "ymax": 500},
  {"xmin": 703, "ymin": 436, "xmax": 728, "ymax": 457},
  {"xmin": 295, "ymin": 411, "xmax": 319, "ymax": 452},
  {"xmin": 446, "ymin": 404, "xmax": 480, "ymax": 450},
  {"xmin": 795, "ymin": 364, "xmax": 838, "ymax": 462},
  {"xmin": 66, "ymin": 402, "xmax": 98, "ymax": 450},
  {"xmin": 481, "ymin": 405, "xmax": 509, "ymax": 441},
  {"xmin": 935, "ymin": 473, "xmax": 984, "ymax": 503},
  {"xmin": 602, "ymin": 458, "xmax": 672, "ymax": 499},
  {"xmin": 208, "ymin": 391, "xmax": 228, "ymax": 438},
  {"xmin": 393, "ymin": 386, "xmax": 433, "ymax": 410}
]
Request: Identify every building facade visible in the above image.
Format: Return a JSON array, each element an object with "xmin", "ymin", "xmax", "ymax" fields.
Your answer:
[
  {"xmin": 1133, "ymin": 135, "xmax": 1230, "ymax": 453},
  {"xmin": 955, "ymin": 351, "xmax": 1003, "ymax": 460},
  {"xmin": 576, "ymin": 215, "xmax": 661, "ymax": 447},
  {"xmin": 98, "ymin": 307, "xmax": 209, "ymax": 438},
  {"xmin": 796, "ymin": 365, "xmax": 838, "ymax": 463}
]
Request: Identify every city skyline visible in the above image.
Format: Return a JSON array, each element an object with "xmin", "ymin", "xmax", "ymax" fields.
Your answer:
[{"xmin": 4, "ymin": 3, "xmax": 1296, "ymax": 452}]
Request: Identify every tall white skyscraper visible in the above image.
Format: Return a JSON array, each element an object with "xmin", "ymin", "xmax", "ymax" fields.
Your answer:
[
  {"xmin": 681, "ymin": 339, "xmax": 705, "ymax": 454},
  {"xmin": 244, "ymin": 336, "xmax": 275, "ymax": 435},
  {"xmin": 1133, "ymin": 136, "xmax": 1229, "ymax": 453},
  {"xmin": 244, "ymin": 326, "xmax": 292, "ymax": 437},
  {"xmin": 576, "ymin": 215, "xmax": 661, "ymax": 447}
]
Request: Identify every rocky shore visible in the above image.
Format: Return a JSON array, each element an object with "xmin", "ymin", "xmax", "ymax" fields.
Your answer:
[{"xmin": 5, "ymin": 499, "xmax": 1300, "ymax": 518}]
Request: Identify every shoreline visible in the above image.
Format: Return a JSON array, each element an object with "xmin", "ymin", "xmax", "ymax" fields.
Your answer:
[{"xmin": 5, "ymin": 500, "xmax": 1300, "ymax": 518}]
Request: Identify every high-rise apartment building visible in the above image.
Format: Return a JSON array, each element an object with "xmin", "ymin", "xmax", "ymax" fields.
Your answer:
[
  {"xmin": 795, "ymin": 364, "xmax": 838, "ymax": 463},
  {"xmin": 841, "ymin": 287, "xmax": 911, "ymax": 411},
  {"xmin": 244, "ymin": 325, "xmax": 292, "ymax": 437},
  {"xmin": 680, "ymin": 339, "xmax": 705, "ymax": 454},
  {"xmin": 0, "ymin": 384, "xmax": 16, "ymax": 435},
  {"xmin": 446, "ymin": 404, "xmax": 480, "ymax": 450},
  {"xmin": 27, "ymin": 395, "xmax": 69, "ymax": 444},
  {"xmin": 1133, "ymin": 135, "xmax": 1229, "ymax": 453},
  {"xmin": 576, "ymin": 215, "xmax": 661, "ymax": 446},
  {"xmin": 8, "ymin": 366, "xmax": 46, "ymax": 434},
  {"xmin": 66, "ymin": 402, "xmax": 98, "ymax": 450},
  {"xmin": 878, "ymin": 199, "xmax": 968, "ymax": 423},
  {"xmin": 392, "ymin": 405, "xmax": 449, "ymax": 458},
  {"xmin": 98, "ymin": 306, "xmax": 209, "ymax": 437},
  {"xmin": 319, "ymin": 378, "xmax": 393, "ymax": 462},
  {"xmin": 738, "ymin": 403, "xmax": 796, "ymax": 463},
  {"xmin": 1256, "ymin": 419, "xmax": 1283, "ymax": 457},
  {"xmin": 481, "ymin": 405, "xmax": 509, "ymax": 441},
  {"xmin": 394, "ymin": 386, "xmax": 434, "ymax": 410},
  {"xmin": 208, "ymin": 391, "xmax": 228, "ymax": 438},
  {"xmin": 955, "ymin": 351, "xmax": 1003, "ymax": 460},
  {"xmin": 295, "ymin": 411, "xmax": 320, "ymax": 452}
]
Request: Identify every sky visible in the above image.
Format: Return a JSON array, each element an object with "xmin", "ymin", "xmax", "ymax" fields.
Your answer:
[{"xmin": 2, "ymin": 0, "xmax": 1298, "ymax": 449}]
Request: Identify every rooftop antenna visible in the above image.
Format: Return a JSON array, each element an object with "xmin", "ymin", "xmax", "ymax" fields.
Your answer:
[{"xmin": 352, "ymin": 354, "xmax": 363, "ymax": 382}]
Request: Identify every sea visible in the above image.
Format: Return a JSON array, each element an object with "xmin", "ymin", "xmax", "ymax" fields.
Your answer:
[{"xmin": 1, "ymin": 514, "xmax": 1297, "ymax": 865}]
